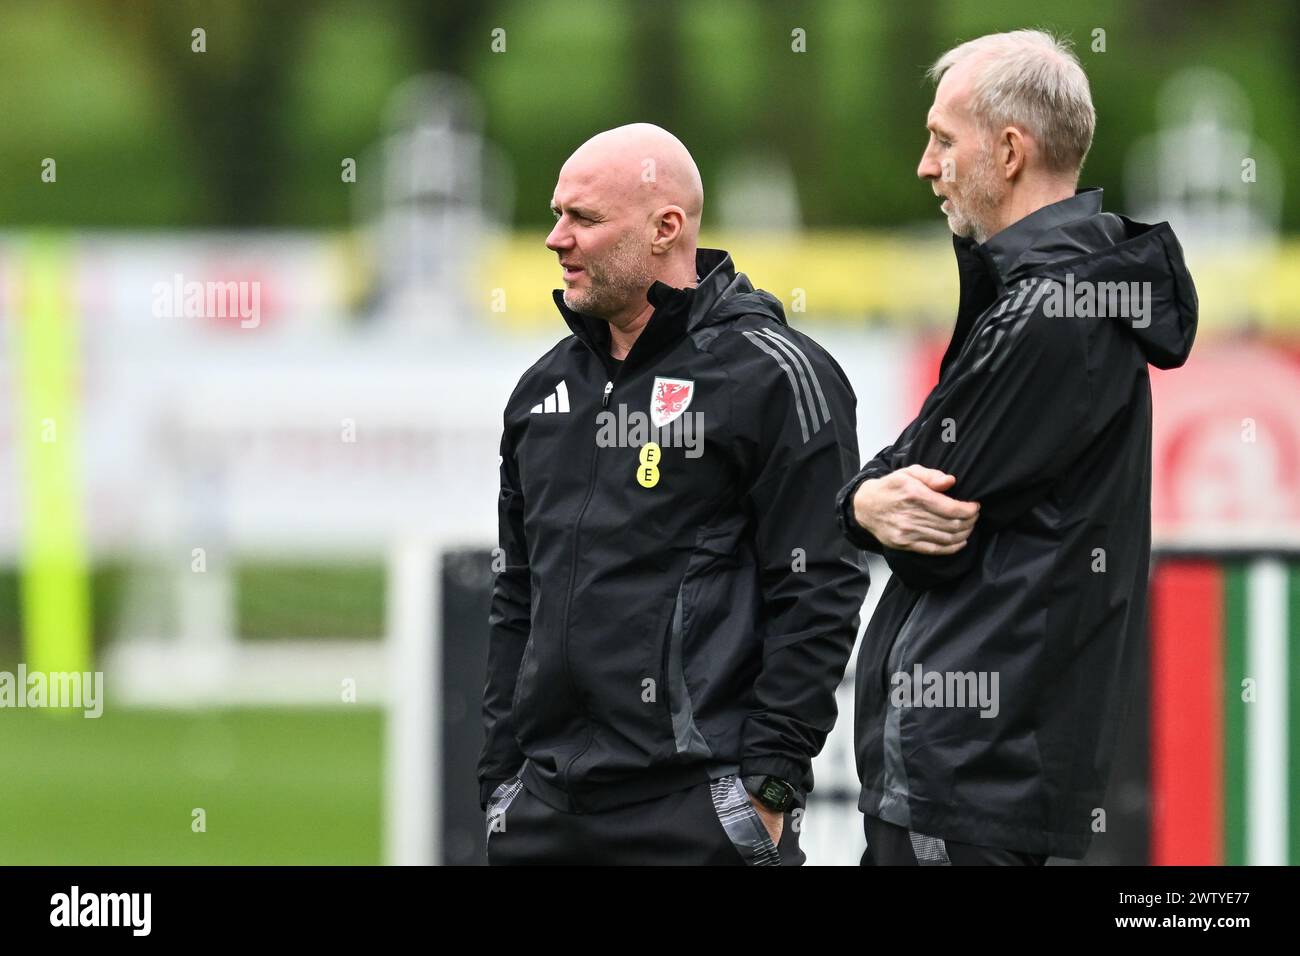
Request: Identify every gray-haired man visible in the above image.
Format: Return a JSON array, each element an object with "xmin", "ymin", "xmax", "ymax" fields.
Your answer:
[{"xmin": 838, "ymin": 30, "xmax": 1198, "ymax": 865}]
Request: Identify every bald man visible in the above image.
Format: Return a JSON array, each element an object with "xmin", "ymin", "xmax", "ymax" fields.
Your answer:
[{"xmin": 479, "ymin": 124, "xmax": 869, "ymax": 865}]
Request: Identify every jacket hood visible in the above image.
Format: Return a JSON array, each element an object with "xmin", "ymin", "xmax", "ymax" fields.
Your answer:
[
  {"xmin": 979, "ymin": 188, "xmax": 1198, "ymax": 370},
  {"xmin": 682, "ymin": 248, "xmax": 788, "ymax": 331}
]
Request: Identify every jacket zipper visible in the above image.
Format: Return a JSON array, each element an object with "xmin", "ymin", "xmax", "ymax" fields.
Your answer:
[{"xmin": 558, "ymin": 375, "xmax": 616, "ymax": 802}]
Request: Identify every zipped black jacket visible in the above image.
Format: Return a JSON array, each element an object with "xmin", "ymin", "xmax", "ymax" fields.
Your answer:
[
  {"xmin": 479, "ymin": 249, "xmax": 869, "ymax": 813},
  {"xmin": 836, "ymin": 189, "xmax": 1198, "ymax": 857}
]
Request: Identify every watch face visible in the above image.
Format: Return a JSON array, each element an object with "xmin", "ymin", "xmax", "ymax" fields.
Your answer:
[{"xmin": 759, "ymin": 778, "xmax": 792, "ymax": 811}]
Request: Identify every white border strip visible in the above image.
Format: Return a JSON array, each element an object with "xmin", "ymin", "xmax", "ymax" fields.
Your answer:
[{"xmin": 1246, "ymin": 558, "xmax": 1288, "ymax": 865}]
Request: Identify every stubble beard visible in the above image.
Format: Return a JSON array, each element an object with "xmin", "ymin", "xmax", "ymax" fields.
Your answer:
[
  {"xmin": 945, "ymin": 149, "xmax": 1003, "ymax": 245},
  {"xmin": 563, "ymin": 231, "xmax": 656, "ymax": 321}
]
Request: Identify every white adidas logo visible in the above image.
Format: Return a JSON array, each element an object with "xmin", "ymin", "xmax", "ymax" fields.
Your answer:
[{"xmin": 530, "ymin": 380, "xmax": 570, "ymax": 414}]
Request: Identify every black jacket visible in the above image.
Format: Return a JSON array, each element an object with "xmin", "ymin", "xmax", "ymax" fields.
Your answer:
[
  {"xmin": 481, "ymin": 249, "xmax": 870, "ymax": 813},
  {"xmin": 837, "ymin": 190, "xmax": 1198, "ymax": 858}
]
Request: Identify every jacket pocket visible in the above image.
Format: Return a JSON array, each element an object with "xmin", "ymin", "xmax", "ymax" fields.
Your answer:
[
  {"xmin": 663, "ymin": 519, "xmax": 752, "ymax": 759},
  {"xmin": 511, "ymin": 629, "xmax": 568, "ymax": 749},
  {"xmin": 511, "ymin": 634, "xmax": 536, "ymax": 717},
  {"xmin": 660, "ymin": 585, "xmax": 711, "ymax": 759},
  {"xmin": 881, "ymin": 592, "xmax": 923, "ymax": 699}
]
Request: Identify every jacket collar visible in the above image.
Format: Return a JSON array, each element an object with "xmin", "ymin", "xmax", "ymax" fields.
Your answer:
[
  {"xmin": 978, "ymin": 187, "xmax": 1104, "ymax": 282},
  {"xmin": 552, "ymin": 249, "xmax": 737, "ymax": 369},
  {"xmin": 939, "ymin": 188, "xmax": 1103, "ymax": 378},
  {"xmin": 645, "ymin": 248, "xmax": 735, "ymax": 329}
]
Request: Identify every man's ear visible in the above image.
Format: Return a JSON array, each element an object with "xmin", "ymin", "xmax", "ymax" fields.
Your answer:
[
  {"xmin": 650, "ymin": 205, "xmax": 686, "ymax": 255},
  {"xmin": 1001, "ymin": 126, "xmax": 1027, "ymax": 181}
]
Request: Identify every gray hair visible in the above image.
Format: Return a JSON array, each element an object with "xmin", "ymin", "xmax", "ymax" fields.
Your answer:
[{"xmin": 928, "ymin": 29, "xmax": 1095, "ymax": 177}]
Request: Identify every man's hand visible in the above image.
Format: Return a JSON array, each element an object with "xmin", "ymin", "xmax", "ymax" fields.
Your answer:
[
  {"xmin": 748, "ymin": 794, "xmax": 784, "ymax": 845},
  {"xmin": 852, "ymin": 464, "xmax": 980, "ymax": 554}
]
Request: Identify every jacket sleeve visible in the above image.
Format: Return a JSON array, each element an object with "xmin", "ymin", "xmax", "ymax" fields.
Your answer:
[
  {"xmin": 476, "ymin": 416, "xmax": 531, "ymax": 808},
  {"xmin": 725, "ymin": 331, "xmax": 871, "ymax": 795},
  {"xmin": 846, "ymin": 281, "xmax": 1093, "ymax": 590}
]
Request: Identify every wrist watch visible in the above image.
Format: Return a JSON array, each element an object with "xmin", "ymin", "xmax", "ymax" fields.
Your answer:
[{"xmin": 741, "ymin": 774, "xmax": 796, "ymax": 813}]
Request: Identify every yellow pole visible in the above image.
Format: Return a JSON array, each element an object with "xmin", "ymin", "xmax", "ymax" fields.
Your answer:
[{"xmin": 16, "ymin": 235, "xmax": 91, "ymax": 682}]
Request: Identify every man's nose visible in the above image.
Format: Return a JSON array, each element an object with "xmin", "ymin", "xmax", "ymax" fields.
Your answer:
[
  {"xmin": 545, "ymin": 220, "xmax": 572, "ymax": 252},
  {"xmin": 917, "ymin": 141, "xmax": 940, "ymax": 180}
]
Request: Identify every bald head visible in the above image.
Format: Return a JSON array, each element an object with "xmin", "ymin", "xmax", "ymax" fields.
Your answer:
[
  {"xmin": 546, "ymin": 124, "xmax": 704, "ymax": 326},
  {"xmin": 565, "ymin": 123, "xmax": 704, "ymax": 227}
]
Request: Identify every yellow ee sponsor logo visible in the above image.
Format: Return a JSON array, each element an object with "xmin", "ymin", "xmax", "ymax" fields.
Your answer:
[{"xmin": 637, "ymin": 442, "xmax": 661, "ymax": 488}]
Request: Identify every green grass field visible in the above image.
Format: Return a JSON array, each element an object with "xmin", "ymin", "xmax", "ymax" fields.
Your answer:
[{"xmin": 0, "ymin": 707, "xmax": 384, "ymax": 865}]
